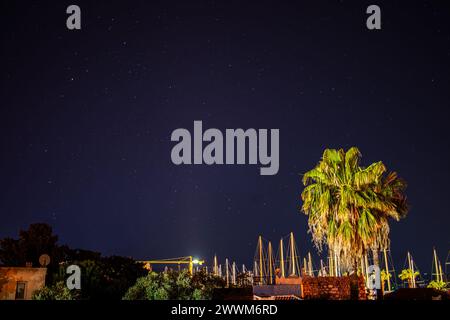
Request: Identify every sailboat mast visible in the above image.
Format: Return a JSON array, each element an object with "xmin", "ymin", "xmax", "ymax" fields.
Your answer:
[
  {"xmin": 280, "ymin": 238, "xmax": 285, "ymax": 278},
  {"xmin": 364, "ymin": 254, "xmax": 369, "ymax": 286},
  {"xmin": 320, "ymin": 259, "xmax": 324, "ymax": 276},
  {"xmin": 303, "ymin": 257, "xmax": 308, "ymax": 276},
  {"xmin": 383, "ymin": 248, "xmax": 391, "ymax": 291},
  {"xmin": 214, "ymin": 255, "xmax": 218, "ymax": 276},
  {"xmin": 409, "ymin": 253, "xmax": 416, "ymax": 289},
  {"xmin": 329, "ymin": 252, "xmax": 333, "ymax": 277},
  {"xmin": 439, "ymin": 262, "xmax": 444, "ymax": 282},
  {"xmin": 433, "ymin": 248, "xmax": 439, "ymax": 282},
  {"xmin": 258, "ymin": 236, "xmax": 263, "ymax": 284},
  {"xmin": 407, "ymin": 251, "xmax": 411, "ymax": 270},
  {"xmin": 335, "ymin": 252, "xmax": 339, "ymax": 277},
  {"xmin": 290, "ymin": 232, "xmax": 296, "ymax": 276},
  {"xmin": 308, "ymin": 252, "xmax": 313, "ymax": 276},
  {"xmin": 225, "ymin": 258, "xmax": 229, "ymax": 287},
  {"xmin": 268, "ymin": 241, "xmax": 273, "ymax": 284},
  {"xmin": 407, "ymin": 251, "xmax": 411, "ymax": 287}
]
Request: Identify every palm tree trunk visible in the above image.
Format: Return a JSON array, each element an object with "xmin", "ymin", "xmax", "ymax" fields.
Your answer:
[
  {"xmin": 372, "ymin": 248, "xmax": 381, "ymax": 300},
  {"xmin": 352, "ymin": 258, "xmax": 358, "ymax": 276},
  {"xmin": 372, "ymin": 248, "xmax": 379, "ymax": 267}
]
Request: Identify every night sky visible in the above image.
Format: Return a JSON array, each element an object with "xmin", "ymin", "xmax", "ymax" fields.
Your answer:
[{"xmin": 1, "ymin": 1, "xmax": 449, "ymax": 274}]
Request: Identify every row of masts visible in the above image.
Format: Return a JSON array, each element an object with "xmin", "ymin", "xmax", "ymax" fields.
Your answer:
[
  {"xmin": 251, "ymin": 232, "xmax": 447, "ymax": 289},
  {"xmin": 399, "ymin": 248, "xmax": 445, "ymax": 289},
  {"xmin": 253, "ymin": 232, "xmax": 349, "ymax": 284},
  {"xmin": 254, "ymin": 232, "xmax": 317, "ymax": 285},
  {"xmin": 193, "ymin": 234, "xmax": 447, "ymax": 290},
  {"xmin": 254, "ymin": 233, "xmax": 302, "ymax": 284},
  {"xmin": 199, "ymin": 233, "xmax": 302, "ymax": 287},
  {"xmin": 209, "ymin": 255, "xmax": 252, "ymax": 287}
]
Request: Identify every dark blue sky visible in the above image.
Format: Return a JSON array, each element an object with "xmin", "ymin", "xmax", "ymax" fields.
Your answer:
[{"xmin": 1, "ymin": 1, "xmax": 449, "ymax": 275}]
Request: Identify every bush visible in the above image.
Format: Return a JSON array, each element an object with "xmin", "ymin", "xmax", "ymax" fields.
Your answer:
[
  {"xmin": 427, "ymin": 280, "xmax": 447, "ymax": 291},
  {"xmin": 32, "ymin": 281, "xmax": 78, "ymax": 300},
  {"xmin": 123, "ymin": 269, "xmax": 225, "ymax": 300}
]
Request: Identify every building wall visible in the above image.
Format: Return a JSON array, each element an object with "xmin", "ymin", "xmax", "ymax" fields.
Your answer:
[
  {"xmin": 274, "ymin": 275, "xmax": 367, "ymax": 300},
  {"xmin": 0, "ymin": 267, "xmax": 47, "ymax": 300},
  {"xmin": 301, "ymin": 275, "xmax": 366, "ymax": 300},
  {"xmin": 253, "ymin": 283, "xmax": 302, "ymax": 298},
  {"xmin": 275, "ymin": 275, "xmax": 302, "ymax": 285}
]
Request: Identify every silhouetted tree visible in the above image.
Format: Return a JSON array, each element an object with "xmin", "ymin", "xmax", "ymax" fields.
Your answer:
[
  {"xmin": 0, "ymin": 223, "xmax": 58, "ymax": 267},
  {"xmin": 1, "ymin": 223, "xmax": 147, "ymax": 299}
]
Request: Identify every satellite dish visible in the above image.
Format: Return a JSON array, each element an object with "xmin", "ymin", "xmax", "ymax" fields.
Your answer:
[{"xmin": 39, "ymin": 254, "xmax": 51, "ymax": 267}]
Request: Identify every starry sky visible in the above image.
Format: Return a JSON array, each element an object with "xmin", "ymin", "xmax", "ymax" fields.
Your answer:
[{"xmin": 1, "ymin": 1, "xmax": 449, "ymax": 274}]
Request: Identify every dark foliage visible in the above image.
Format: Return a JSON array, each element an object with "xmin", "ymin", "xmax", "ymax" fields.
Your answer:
[{"xmin": 0, "ymin": 223, "xmax": 147, "ymax": 299}]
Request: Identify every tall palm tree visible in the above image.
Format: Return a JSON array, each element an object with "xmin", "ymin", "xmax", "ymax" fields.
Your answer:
[{"xmin": 301, "ymin": 147, "xmax": 408, "ymax": 270}]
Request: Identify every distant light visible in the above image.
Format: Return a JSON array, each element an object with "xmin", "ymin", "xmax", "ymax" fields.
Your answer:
[{"xmin": 193, "ymin": 259, "xmax": 200, "ymax": 264}]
